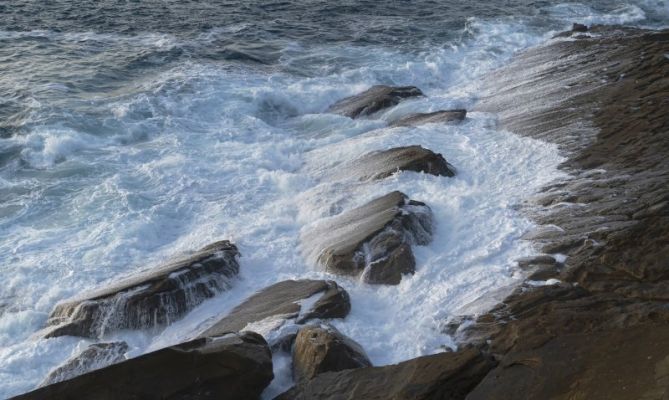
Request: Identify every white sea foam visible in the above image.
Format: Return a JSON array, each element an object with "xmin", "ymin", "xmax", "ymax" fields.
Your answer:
[{"xmin": 0, "ymin": 2, "xmax": 666, "ymax": 398}]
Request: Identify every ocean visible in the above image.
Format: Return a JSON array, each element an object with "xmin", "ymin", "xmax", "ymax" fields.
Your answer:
[{"xmin": 1, "ymin": 1, "xmax": 668, "ymax": 397}]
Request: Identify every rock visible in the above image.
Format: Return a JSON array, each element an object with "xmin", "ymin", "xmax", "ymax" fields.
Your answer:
[
  {"xmin": 276, "ymin": 347, "xmax": 494, "ymax": 400},
  {"xmin": 199, "ymin": 280, "xmax": 350, "ymax": 340},
  {"xmin": 390, "ymin": 109, "xmax": 467, "ymax": 127},
  {"xmin": 335, "ymin": 145, "xmax": 455, "ymax": 181},
  {"xmin": 40, "ymin": 341, "xmax": 129, "ymax": 387},
  {"xmin": 302, "ymin": 191, "xmax": 432, "ymax": 285},
  {"xmin": 292, "ymin": 324, "xmax": 371, "ymax": 382},
  {"xmin": 327, "ymin": 85, "xmax": 424, "ymax": 118},
  {"xmin": 572, "ymin": 22, "xmax": 588, "ymax": 32},
  {"xmin": 516, "ymin": 255, "xmax": 557, "ymax": 270},
  {"xmin": 44, "ymin": 241, "xmax": 240, "ymax": 338},
  {"xmin": 14, "ymin": 332, "xmax": 273, "ymax": 400}
]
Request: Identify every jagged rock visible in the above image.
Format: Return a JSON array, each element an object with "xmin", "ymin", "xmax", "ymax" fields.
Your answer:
[
  {"xmin": 335, "ymin": 145, "xmax": 455, "ymax": 181},
  {"xmin": 327, "ymin": 85, "xmax": 423, "ymax": 118},
  {"xmin": 390, "ymin": 109, "xmax": 467, "ymax": 127},
  {"xmin": 199, "ymin": 280, "xmax": 350, "ymax": 340},
  {"xmin": 516, "ymin": 255, "xmax": 557, "ymax": 270},
  {"xmin": 292, "ymin": 324, "xmax": 371, "ymax": 382},
  {"xmin": 44, "ymin": 241, "xmax": 240, "ymax": 338},
  {"xmin": 303, "ymin": 191, "xmax": 432, "ymax": 285},
  {"xmin": 276, "ymin": 347, "xmax": 494, "ymax": 400},
  {"xmin": 40, "ymin": 341, "xmax": 129, "ymax": 387},
  {"xmin": 14, "ymin": 332, "xmax": 273, "ymax": 400}
]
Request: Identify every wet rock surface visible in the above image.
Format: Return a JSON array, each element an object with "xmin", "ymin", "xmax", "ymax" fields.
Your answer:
[
  {"xmin": 327, "ymin": 85, "xmax": 423, "ymax": 118},
  {"xmin": 292, "ymin": 324, "xmax": 371, "ymax": 382},
  {"xmin": 40, "ymin": 341, "xmax": 128, "ymax": 387},
  {"xmin": 199, "ymin": 280, "xmax": 350, "ymax": 339},
  {"xmin": 14, "ymin": 332, "xmax": 273, "ymax": 400},
  {"xmin": 277, "ymin": 347, "xmax": 494, "ymax": 400},
  {"xmin": 44, "ymin": 241, "xmax": 240, "ymax": 338},
  {"xmin": 303, "ymin": 191, "xmax": 432, "ymax": 285},
  {"xmin": 335, "ymin": 145, "xmax": 455, "ymax": 181},
  {"xmin": 458, "ymin": 25, "xmax": 669, "ymax": 398},
  {"xmin": 390, "ymin": 109, "xmax": 467, "ymax": 127}
]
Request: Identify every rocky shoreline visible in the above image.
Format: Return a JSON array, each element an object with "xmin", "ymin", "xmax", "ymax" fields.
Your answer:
[{"xmin": 12, "ymin": 24, "xmax": 669, "ymax": 399}]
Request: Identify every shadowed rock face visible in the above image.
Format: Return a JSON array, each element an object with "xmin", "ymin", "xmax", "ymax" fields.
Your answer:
[
  {"xmin": 334, "ymin": 145, "xmax": 455, "ymax": 181},
  {"xmin": 44, "ymin": 241, "xmax": 240, "ymax": 338},
  {"xmin": 390, "ymin": 109, "xmax": 467, "ymax": 127},
  {"xmin": 40, "ymin": 342, "xmax": 129, "ymax": 387},
  {"xmin": 292, "ymin": 324, "xmax": 371, "ymax": 382},
  {"xmin": 14, "ymin": 332, "xmax": 273, "ymax": 400},
  {"xmin": 277, "ymin": 347, "xmax": 494, "ymax": 400},
  {"xmin": 303, "ymin": 191, "xmax": 432, "ymax": 285},
  {"xmin": 327, "ymin": 85, "xmax": 424, "ymax": 118},
  {"xmin": 199, "ymin": 280, "xmax": 350, "ymax": 339}
]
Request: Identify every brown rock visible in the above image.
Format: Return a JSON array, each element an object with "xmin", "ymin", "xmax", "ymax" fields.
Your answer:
[
  {"xmin": 199, "ymin": 280, "xmax": 350, "ymax": 339},
  {"xmin": 13, "ymin": 332, "xmax": 273, "ymax": 400},
  {"xmin": 391, "ymin": 109, "xmax": 467, "ymax": 127},
  {"xmin": 336, "ymin": 145, "xmax": 455, "ymax": 181},
  {"xmin": 327, "ymin": 85, "xmax": 424, "ymax": 118},
  {"xmin": 302, "ymin": 191, "xmax": 432, "ymax": 285},
  {"xmin": 276, "ymin": 347, "xmax": 494, "ymax": 400},
  {"xmin": 292, "ymin": 324, "xmax": 371, "ymax": 382},
  {"xmin": 44, "ymin": 241, "xmax": 240, "ymax": 338}
]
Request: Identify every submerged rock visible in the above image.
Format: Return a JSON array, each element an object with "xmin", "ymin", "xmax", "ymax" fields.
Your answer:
[
  {"xmin": 277, "ymin": 347, "xmax": 493, "ymax": 400},
  {"xmin": 303, "ymin": 191, "xmax": 432, "ymax": 285},
  {"xmin": 44, "ymin": 241, "xmax": 240, "ymax": 338},
  {"xmin": 40, "ymin": 341, "xmax": 128, "ymax": 387},
  {"xmin": 199, "ymin": 280, "xmax": 350, "ymax": 341},
  {"xmin": 336, "ymin": 145, "xmax": 455, "ymax": 181},
  {"xmin": 15, "ymin": 332, "xmax": 273, "ymax": 400},
  {"xmin": 390, "ymin": 109, "xmax": 467, "ymax": 127},
  {"xmin": 292, "ymin": 324, "xmax": 371, "ymax": 382},
  {"xmin": 327, "ymin": 85, "xmax": 423, "ymax": 118}
]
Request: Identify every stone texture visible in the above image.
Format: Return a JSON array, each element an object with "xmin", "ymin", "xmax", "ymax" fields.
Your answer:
[
  {"xmin": 303, "ymin": 191, "xmax": 432, "ymax": 285},
  {"xmin": 337, "ymin": 145, "xmax": 455, "ymax": 181},
  {"xmin": 44, "ymin": 241, "xmax": 240, "ymax": 338},
  {"xmin": 292, "ymin": 324, "xmax": 371, "ymax": 382},
  {"xmin": 199, "ymin": 280, "xmax": 350, "ymax": 338},
  {"xmin": 277, "ymin": 347, "xmax": 494, "ymax": 400},
  {"xmin": 14, "ymin": 332, "xmax": 273, "ymax": 400},
  {"xmin": 391, "ymin": 109, "xmax": 467, "ymax": 127},
  {"xmin": 327, "ymin": 85, "xmax": 423, "ymax": 118},
  {"xmin": 40, "ymin": 341, "xmax": 129, "ymax": 387}
]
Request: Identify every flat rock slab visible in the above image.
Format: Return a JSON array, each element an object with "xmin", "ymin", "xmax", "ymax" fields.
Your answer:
[
  {"xmin": 333, "ymin": 145, "xmax": 455, "ymax": 181},
  {"xmin": 14, "ymin": 332, "xmax": 273, "ymax": 400},
  {"xmin": 40, "ymin": 341, "xmax": 129, "ymax": 387},
  {"xmin": 390, "ymin": 109, "xmax": 467, "ymax": 127},
  {"xmin": 303, "ymin": 191, "xmax": 432, "ymax": 285},
  {"xmin": 276, "ymin": 347, "xmax": 493, "ymax": 400},
  {"xmin": 293, "ymin": 324, "xmax": 371, "ymax": 382},
  {"xmin": 327, "ymin": 85, "xmax": 423, "ymax": 118},
  {"xmin": 199, "ymin": 280, "xmax": 350, "ymax": 338},
  {"xmin": 45, "ymin": 241, "xmax": 240, "ymax": 338}
]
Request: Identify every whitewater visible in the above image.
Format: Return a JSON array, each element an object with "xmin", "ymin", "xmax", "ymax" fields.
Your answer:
[{"xmin": 1, "ymin": 1, "xmax": 667, "ymax": 398}]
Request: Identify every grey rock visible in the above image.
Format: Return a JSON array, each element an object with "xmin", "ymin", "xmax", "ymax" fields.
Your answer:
[
  {"xmin": 390, "ymin": 109, "xmax": 467, "ymax": 127},
  {"xmin": 327, "ymin": 85, "xmax": 424, "ymax": 118},
  {"xmin": 40, "ymin": 342, "xmax": 129, "ymax": 387}
]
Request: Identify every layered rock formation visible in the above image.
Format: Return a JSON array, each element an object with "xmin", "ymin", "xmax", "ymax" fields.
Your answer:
[
  {"xmin": 331, "ymin": 145, "xmax": 455, "ymax": 181},
  {"xmin": 390, "ymin": 109, "xmax": 467, "ymax": 127},
  {"xmin": 327, "ymin": 85, "xmax": 423, "ymax": 118},
  {"xmin": 292, "ymin": 324, "xmax": 371, "ymax": 382},
  {"xmin": 302, "ymin": 191, "xmax": 433, "ymax": 285},
  {"xmin": 199, "ymin": 280, "xmax": 350, "ymax": 339},
  {"xmin": 44, "ymin": 241, "xmax": 240, "ymax": 338},
  {"xmin": 14, "ymin": 332, "xmax": 273, "ymax": 400},
  {"xmin": 453, "ymin": 25, "xmax": 669, "ymax": 398}
]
